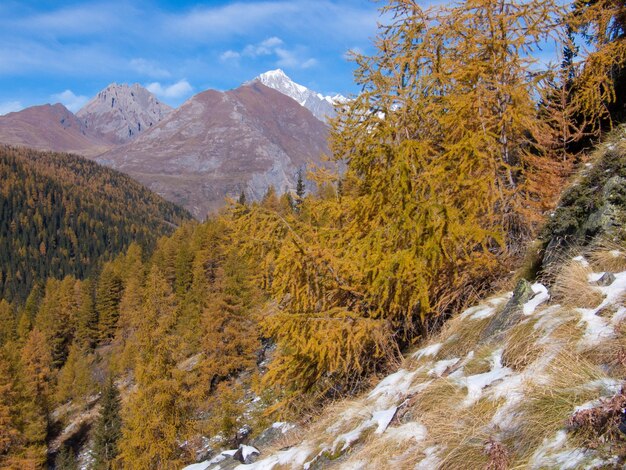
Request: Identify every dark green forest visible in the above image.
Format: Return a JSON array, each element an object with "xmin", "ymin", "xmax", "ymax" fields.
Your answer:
[{"xmin": 0, "ymin": 146, "xmax": 191, "ymax": 303}]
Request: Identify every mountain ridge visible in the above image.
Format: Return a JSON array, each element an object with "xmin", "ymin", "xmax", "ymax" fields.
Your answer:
[
  {"xmin": 96, "ymin": 81, "xmax": 330, "ymax": 218},
  {"xmin": 253, "ymin": 69, "xmax": 347, "ymax": 123}
]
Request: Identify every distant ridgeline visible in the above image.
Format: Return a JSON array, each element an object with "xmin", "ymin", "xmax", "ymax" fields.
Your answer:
[{"xmin": 0, "ymin": 145, "xmax": 191, "ymax": 302}]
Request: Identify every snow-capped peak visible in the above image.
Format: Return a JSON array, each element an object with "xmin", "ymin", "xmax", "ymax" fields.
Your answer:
[{"xmin": 253, "ymin": 69, "xmax": 347, "ymax": 123}]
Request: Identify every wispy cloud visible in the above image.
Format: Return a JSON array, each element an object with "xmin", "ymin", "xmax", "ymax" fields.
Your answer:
[
  {"xmin": 243, "ymin": 37, "xmax": 283, "ymax": 57},
  {"xmin": 168, "ymin": 2, "xmax": 300, "ymax": 39},
  {"xmin": 221, "ymin": 36, "xmax": 317, "ymax": 69},
  {"xmin": 220, "ymin": 50, "xmax": 241, "ymax": 62},
  {"xmin": 50, "ymin": 90, "xmax": 88, "ymax": 112},
  {"xmin": 130, "ymin": 58, "xmax": 171, "ymax": 79},
  {"xmin": 0, "ymin": 0, "xmax": 384, "ymax": 108},
  {"xmin": 146, "ymin": 79, "xmax": 193, "ymax": 99},
  {"xmin": 0, "ymin": 100, "xmax": 22, "ymax": 116}
]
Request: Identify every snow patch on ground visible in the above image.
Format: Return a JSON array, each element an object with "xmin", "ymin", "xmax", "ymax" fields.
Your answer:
[
  {"xmin": 428, "ymin": 357, "xmax": 459, "ymax": 377},
  {"xmin": 457, "ymin": 349, "xmax": 512, "ymax": 406},
  {"xmin": 523, "ymin": 283, "xmax": 550, "ymax": 315},
  {"xmin": 242, "ymin": 442, "xmax": 314, "ymax": 470},
  {"xmin": 413, "ymin": 342, "xmax": 442, "ymax": 359},
  {"xmin": 332, "ymin": 406, "xmax": 398, "ymax": 451},
  {"xmin": 414, "ymin": 446, "xmax": 442, "ymax": 469},
  {"xmin": 383, "ymin": 422, "xmax": 427, "ymax": 442}
]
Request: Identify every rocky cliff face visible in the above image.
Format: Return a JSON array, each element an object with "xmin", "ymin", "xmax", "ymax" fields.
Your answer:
[
  {"xmin": 254, "ymin": 69, "xmax": 346, "ymax": 123},
  {"xmin": 77, "ymin": 83, "xmax": 172, "ymax": 144},
  {"xmin": 0, "ymin": 103, "xmax": 110, "ymax": 157},
  {"xmin": 97, "ymin": 82, "xmax": 330, "ymax": 218}
]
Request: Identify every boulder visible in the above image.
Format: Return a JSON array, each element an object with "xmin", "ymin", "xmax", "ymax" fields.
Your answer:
[{"xmin": 480, "ymin": 279, "xmax": 534, "ymax": 342}]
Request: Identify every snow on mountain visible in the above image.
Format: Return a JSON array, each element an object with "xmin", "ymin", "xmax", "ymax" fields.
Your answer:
[
  {"xmin": 254, "ymin": 69, "xmax": 347, "ymax": 123},
  {"xmin": 77, "ymin": 83, "xmax": 172, "ymax": 144}
]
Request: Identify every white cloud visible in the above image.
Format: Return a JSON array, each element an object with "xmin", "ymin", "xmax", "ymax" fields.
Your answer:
[
  {"xmin": 130, "ymin": 58, "xmax": 171, "ymax": 78},
  {"xmin": 275, "ymin": 48, "xmax": 317, "ymax": 69},
  {"xmin": 243, "ymin": 36, "xmax": 283, "ymax": 57},
  {"xmin": 50, "ymin": 90, "xmax": 88, "ymax": 113},
  {"xmin": 224, "ymin": 37, "xmax": 317, "ymax": 70},
  {"xmin": 0, "ymin": 100, "xmax": 23, "ymax": 116},
  {"xmin": 146, "ymin": 79, "xmax": 193, "ymax": 99},
  {"xmin": 220, "ymin": 50, "xmax": 240, "ymax": 62}
]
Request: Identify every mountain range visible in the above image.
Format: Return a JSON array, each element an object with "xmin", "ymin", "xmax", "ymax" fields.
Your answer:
[{"xmin": 0, "ymin": 70, "xmax": 342, "ymax": 218}]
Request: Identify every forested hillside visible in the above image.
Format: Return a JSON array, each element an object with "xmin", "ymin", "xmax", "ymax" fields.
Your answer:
[
  {"xmin": 0, "ymin": 146, "xmax": 191, "ymax": 303},
  {"xmin": 1, "ymin": 0, "xmax": 626, "ymax": 468}
]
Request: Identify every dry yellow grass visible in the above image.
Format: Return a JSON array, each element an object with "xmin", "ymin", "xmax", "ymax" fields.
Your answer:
[
  {"xmin": 409, "ymin": 378, "xmax": 464, "ymax": 415},
  {"xmin": 589, "ymin": 240, "xmax": 626, "ymax": 273},
  {"xmin": 551, "ymin": 259, "xmax": 605, "ymax": 308},
  {"xmin": 512, "ymin": 349, "xmax": 611, "ymax": 463},
  {"xmin": 501, "ymin": 317, "xmax": 542, "ymax": 371},
  {"xmin": 435, "ymin": 315, "xmax": 493, "ymax": 360},
  {"xmin": 421, "ymin": 398, "xmax": 505, "ymax": 470}
]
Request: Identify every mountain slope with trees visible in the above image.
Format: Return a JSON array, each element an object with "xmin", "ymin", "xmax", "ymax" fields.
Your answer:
[{"xmin": 0, "ymin": 145, "xmax": 191, "ymax": 303}]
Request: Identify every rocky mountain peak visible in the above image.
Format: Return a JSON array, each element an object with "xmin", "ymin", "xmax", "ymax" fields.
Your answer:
[
  {"xmin": 77, "ymin": 83, "xmax": 172, "ymax": 144},
  {"xmin": 254, "ymin": 69, "xmax": 346, "ymax": 123}
]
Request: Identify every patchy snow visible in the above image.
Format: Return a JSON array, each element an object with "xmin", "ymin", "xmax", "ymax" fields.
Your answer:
[
  {"xmin": 242, "ymin": 442, "xmax": 313, "ymax": 470},
  {"xmin": 588, "ymin": 272, "xmax": 606, "ymax": 283},
  {"xmin": 271, "ymin": 421, "xmax": 295, "ymax": 433},
  {"xmin": 383, "ymin": 422, "xmax": 427, "ymax": 442},
  {"xmin": 428, "ymin": 357, "xmax": 459, "ymax": 377},
  {"xmin": 184, "ymin": 449, "xmax": 239, "ymax": 470},
  {"xmin": 583, "ymin": 378, "xmax": 623, "ymax": 395},
  {"xmin": 574, "ymin": 272, "xmax": 626, "ymax": 344},
  {"xmin": 523, "ymin": 283, "xmax": 550, "ymax": 315},
  {"xmin": 240, "ymin": 444, "xmax": 260, "ymax": 460},
  {"xmin": 597, "ymin": 270, "xmax": 626, "ymax": 304},
  {"xmin": 182, "ymin": 463, "xmax": 210, "ymax": 470},
  {"xmin": 530, "ymin": 431, "xmax": 589, "ymax": 470},
  {"xmin": 577, "ymin": 307, "xmax": 614, "ymax": 345},
  {"xmin": 462, "ymin": 305, "xmax": 495, "ymax": 320},
  {"xmin": 415, "ymin": 446, "xmax": 442, "ymax": 469},
  {"xmin": 458, "ymin": 349, "xmax": 512, "ymax": 406},
  {"xmin": 333, "ymin": 420, "xmax": 371, "ymax": 451},
  {"xmin": 372, "ymin": 407, "xmax": 397, "ymax": 434},
  {"xmin": 369, "ymin": 368, "xmax": 419, "ymax": 406},
  {"xmin": 460, "ymin": 296, "xmax": 509, "ymax": 320},
  {"xmin": 612, "ymin": 305, "xmax": 626, "ymax": 325},
  {"xmin": 413, "ymin": 342, "xmax": 442, "ymax": 359},
  {"xmin": 573, "ymin": 256, "xmax": 590, "ymax": 267}
]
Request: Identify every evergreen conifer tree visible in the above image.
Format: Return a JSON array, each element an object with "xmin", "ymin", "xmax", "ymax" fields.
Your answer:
[{"xmin": 92, "ymin": 377, "xmax": 122, "ymax": 470}]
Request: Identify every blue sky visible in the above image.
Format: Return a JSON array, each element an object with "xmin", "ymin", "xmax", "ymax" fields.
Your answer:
[{"xmin": 0, "ymin": 0, "xmax": 386, "ymax": 114}]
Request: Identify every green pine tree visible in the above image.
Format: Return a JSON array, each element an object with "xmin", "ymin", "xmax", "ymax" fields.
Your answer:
[{"xmin": 92, "ymin": 377, "xmax": 122, "ymax": 470}]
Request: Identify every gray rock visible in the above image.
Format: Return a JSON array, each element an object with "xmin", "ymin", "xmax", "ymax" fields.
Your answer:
[
  {"xmin": 232, "ymin": 444, "xmax": 260, "ymax": 464},
  {"xmin": 592, "ymin": 272, "xmax": 616, "ymax": 287},
  {"xmin": 480, "ymin": 279, "xmax": 534, "ymax": 342}
]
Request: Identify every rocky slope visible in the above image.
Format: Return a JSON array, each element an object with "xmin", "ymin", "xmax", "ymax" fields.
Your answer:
[
  {"xmin": 184, "ymin": 130, "xmax": 626, "ymax": 469},
  {"xmin": 77, "ymin": 83, "xmax": 172, "ymax": 144},
  {"xmin": 0, "ymin": 104, "xmax": 110, "ymax": 157},
  {"xmin": 254, "ymin": 69, "xmax": 346, "ymax": 123},
  {"xmin": 97, "ymin": 82, "xmax": 330, "ymax": 218}
]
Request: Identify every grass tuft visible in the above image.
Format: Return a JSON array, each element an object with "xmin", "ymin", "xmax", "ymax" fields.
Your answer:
[{"xmin": 551, "ymin": 259, "xmax": 604, "ymax": 308}]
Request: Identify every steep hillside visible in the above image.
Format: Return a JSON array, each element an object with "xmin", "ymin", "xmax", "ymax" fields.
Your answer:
[
  {"xmin": 185, "ymin": 132, "xmax": 626, "ymax": 469},
  {"xmin": 97, "ymin": 82, "xmax": 330, "ymax": 218},
  {"xmin": 0, "ymin": 145, "xmax": 191, "ymax": 303},
  {"xmin": 77, "ymin": 83, "xmax": 172, "ymax": 144},
  {"xmin": 0, "ymin": 104, "xmax": 110, "ymax": 157}
]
